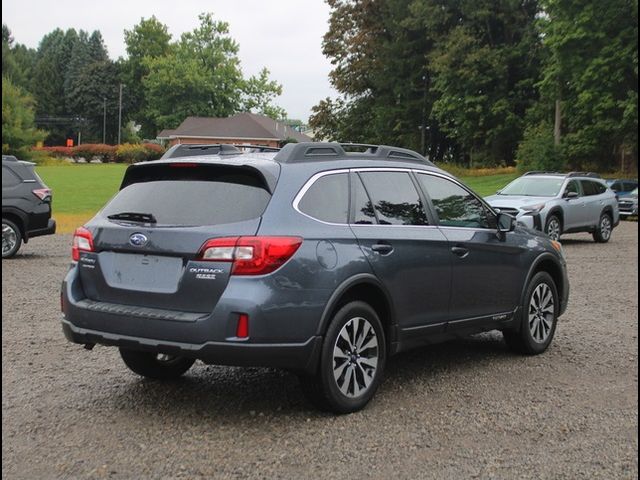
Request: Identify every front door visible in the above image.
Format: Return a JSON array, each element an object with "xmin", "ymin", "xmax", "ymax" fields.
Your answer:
[{"xmin": 415, "ymin": 173, "xmax": 526, "ymax": 323}]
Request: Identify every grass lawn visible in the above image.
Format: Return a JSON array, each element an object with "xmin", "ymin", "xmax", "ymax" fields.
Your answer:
[{"xmin": 36, "ymin": 163, "xmax": 518, "ymax": 233}]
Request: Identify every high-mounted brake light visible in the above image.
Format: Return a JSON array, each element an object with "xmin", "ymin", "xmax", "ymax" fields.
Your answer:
[
  {"xmin": 169, "ymin": 162, "xmax": 198, "ymax": 168},
  {"xmin": 32, "ymin": 188, "xmax": 51, "ymax": 201},
  {"xmin": 72, "ymin": 227, "xmax": 94, "ymax": 261},
  {"xmin": 198, "ymin": 236, "xmax": 303, "ymax": 275}
]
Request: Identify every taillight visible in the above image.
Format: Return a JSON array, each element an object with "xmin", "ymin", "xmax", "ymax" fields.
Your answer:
[
  {"xmin": 32, "ymin": 188, "xmax": 52, "ymax": 202},
  {"xmin": 198, "ymin": 236, "xmax": 302, "ymax": 275},
  {"xmin": 72, "ymin": 227, "xmax": 94, "ymax": 261}
]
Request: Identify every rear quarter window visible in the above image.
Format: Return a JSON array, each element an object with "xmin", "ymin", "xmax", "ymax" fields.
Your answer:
[{"xmin": 297, "ymin": 173, "xmax": 349, "ymax": 224}]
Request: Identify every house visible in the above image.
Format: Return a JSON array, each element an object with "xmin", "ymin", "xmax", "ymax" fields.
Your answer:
[{"xmin": 159, "ymin": 113, "xmax": 312, "ymax": 147}]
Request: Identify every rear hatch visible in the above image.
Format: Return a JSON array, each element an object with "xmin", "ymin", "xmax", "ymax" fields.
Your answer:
[{"xmin": 77, "ymin": 161, "xmax": 276, "ymax": 313}]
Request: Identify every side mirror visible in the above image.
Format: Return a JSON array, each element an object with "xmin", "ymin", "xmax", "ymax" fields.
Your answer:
[
  {"xmin": 497, "ymin": 212, "xmax": 516, "ymax": 233},
  {"xmin": 564, "ymin": 191, "xmax": 579, "ymax": 200}
]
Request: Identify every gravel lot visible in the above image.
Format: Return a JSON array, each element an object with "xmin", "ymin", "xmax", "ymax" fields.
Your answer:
[{"xmin": 2, "ymin": 222, "xmax": 638, "ymax": 479}]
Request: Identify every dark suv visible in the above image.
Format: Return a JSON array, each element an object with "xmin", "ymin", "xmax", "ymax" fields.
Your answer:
[
  {"xmin": 2, "ymin": 155, "xmax": 56, "ymax": 258},
  {"xmin": 61, "ymin": 143, "xmax": 569, "ymax": 413}
]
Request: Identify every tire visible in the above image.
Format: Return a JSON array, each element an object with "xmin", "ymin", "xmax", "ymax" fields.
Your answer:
[
  {"xmin": 2, "ymin": 219, "xmax": 22, "ymax": 259},
  {"xmin": 299, "ymin": 301, "xmax": 386, "ymax": 414},
  {"xmin": 119, "ymin": 348, "xmax": 195, "ymax": 380},
  {"xmin": 544, "ymin": 215, "xmax": 562, "ymax": 241},
  {"xmin": 592, "ymin": 212, "xmax": 613, "ymax": 243},
  {"xmin": 503, "ymin": 271, "xmax": 559, "ymax": 355}
]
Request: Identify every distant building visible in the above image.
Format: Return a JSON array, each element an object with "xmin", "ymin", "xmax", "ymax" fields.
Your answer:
[{"xmin": 158, "ymin": 113, "xmax": 312, "ymax": 147}]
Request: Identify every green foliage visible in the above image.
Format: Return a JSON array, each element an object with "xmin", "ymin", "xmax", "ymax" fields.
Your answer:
[
  {"xmin": 537, "ymin": 0, "xmax": 638, "ymax": 170},
  {"xmin": 2, "ymin": 77, "xmax": 47, "ymax": 153},
  {"xmin": 115, "ymin": 143, "xmax": 164, "ymax": 163},
  {"xmin": 515, "ymin": 122, "xmax": 564, "ymax": 172}
]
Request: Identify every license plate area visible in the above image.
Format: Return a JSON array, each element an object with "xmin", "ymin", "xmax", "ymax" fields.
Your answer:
[{"xmin": 99, "ymin": 252, "xmax": 184, "ymax": 293}]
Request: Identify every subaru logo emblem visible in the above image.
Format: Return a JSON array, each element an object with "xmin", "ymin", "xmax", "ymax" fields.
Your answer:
[{"xmin": 129, "ymin": 233, "xmax": 148, "ymax": 247}]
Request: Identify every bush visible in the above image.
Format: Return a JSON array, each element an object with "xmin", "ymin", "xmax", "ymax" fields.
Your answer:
[
  {"xmin": 115, "ymin": 143, "xmax": 165, "ymax": 163},
  {"xmin": 516, "ymin": 123, "xmax": 565, "ymax": 173},
  {"xmin": 72, "ymin": 144, "xmax": 116, "ymax": 162},
  {"xmin": 34, "ymin": 143, "xmax": 164, "ymax": 163}
]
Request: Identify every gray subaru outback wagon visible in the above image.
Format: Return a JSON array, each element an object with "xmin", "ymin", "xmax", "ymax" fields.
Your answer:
[{"xmin": 61, "ymin": 143, "xmax": 569, "ymax": 413}]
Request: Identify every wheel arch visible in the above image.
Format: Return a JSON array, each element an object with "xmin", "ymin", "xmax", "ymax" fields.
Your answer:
[
  {"xmin": 317, "ymin": 274, "xmax": 397, "ymax": 353},
  {"xmin": 2, "ymin": 208, "xmax": 27, "ymax": 241},
  {"xmin": 522, "ymin": 253, "xmax": 565, "ymax": 310},
  {"xmin": 546, "ymin": 207, "xmax": 564, "ymax": 229}
]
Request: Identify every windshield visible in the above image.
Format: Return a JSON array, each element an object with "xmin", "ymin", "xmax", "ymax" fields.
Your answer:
[{"xmin": 499, "ymin": 177, "xmax": 565, "ymax": 197}]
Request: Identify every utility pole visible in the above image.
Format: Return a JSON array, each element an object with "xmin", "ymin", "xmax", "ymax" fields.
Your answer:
[
  {"xmin": 117, "ymin": 83, "xmax": 123, "ymax": 145},
  {"xmin": 420, "ymin": 75, "xmax": 427, "ymax": 156},
  {"xmin": 103, "ymin": 97, "xmax": 107, "ymax": 144}
]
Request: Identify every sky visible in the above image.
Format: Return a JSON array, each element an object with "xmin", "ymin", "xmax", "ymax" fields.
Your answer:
[{"xmin": 2, "ymin": 0, "xmax": 337, "ymax": 122}]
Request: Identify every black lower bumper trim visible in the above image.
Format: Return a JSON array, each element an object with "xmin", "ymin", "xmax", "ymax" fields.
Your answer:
[{"xmin": 62, "ymin": 319, "xmax": 322, "ymax": 374}]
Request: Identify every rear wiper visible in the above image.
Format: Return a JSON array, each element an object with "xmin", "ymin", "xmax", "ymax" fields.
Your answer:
[{"xmin": 107, "ymin": 212, "xmax": 157, "ymax": 223}]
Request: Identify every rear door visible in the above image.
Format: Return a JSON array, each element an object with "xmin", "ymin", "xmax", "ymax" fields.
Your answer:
[
  {"xmin": 78, "ymin": 163, "xmax": 274, "ymax": 313},
  {"xmin": 349, "ymin": 169, "xmax": 451, "ymax": 331},
  {"xmin": 580, "ymin": 180, "xmax": 607, "ymax": 226}
]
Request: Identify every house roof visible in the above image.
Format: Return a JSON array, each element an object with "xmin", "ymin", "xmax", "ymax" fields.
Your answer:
[
  {"xmin": 167, "ymin": 113, "xmax": 312, "ymax": 143},
  {"xmin": 157, "ymin": 129, "xmax": 176, "ymax": 138}
]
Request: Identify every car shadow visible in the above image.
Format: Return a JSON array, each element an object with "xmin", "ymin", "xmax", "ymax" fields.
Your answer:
[{"xmin": 102, "ymin": 332, "xmax": 518, "ymax": 420}]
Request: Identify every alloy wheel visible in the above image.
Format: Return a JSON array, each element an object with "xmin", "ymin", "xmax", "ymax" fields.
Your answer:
[
  {"xmin": 2, "ymin": 223, "xmax": 18, "ymax": 257},
  {"xmin": 332, "ymin": 317, "xmax": 379, "ymax": 398},
  {"xmin": 528, "ymin": 283, "xmax": 555, "ymax": 343},
  {"xmin": 546, "ymin": 218, "xmax": 561, "ymax": 241},
  {"xmin": 600, "ymin": 216, "xmax": 612, "ymax": 241}
]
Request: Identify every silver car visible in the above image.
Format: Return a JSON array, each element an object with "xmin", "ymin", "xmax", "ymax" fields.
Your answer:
[
  {"xmin": 618, "ymin": 188, "xmax": 638, "ymax": 219},
  {"xmin": 486, "ymin": 172, "xmax": 619, "ymax": 243}
]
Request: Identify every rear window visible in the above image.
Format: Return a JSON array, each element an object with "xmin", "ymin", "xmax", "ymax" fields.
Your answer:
[
  {"xmin": 2, "ymin": 166, "xmax": 21, "ymax": 187},
  {"xmin": 103, "ymin": 165, "xmax": 271, "ymax": 226}
]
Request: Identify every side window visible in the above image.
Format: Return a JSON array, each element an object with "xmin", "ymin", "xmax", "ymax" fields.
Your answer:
[
  {"xmin": 580, "ymin": 180, "xmax": 598, "ymax": 196},
  {"xmin": 565, "ymin": 180, "xmax": 580, "ymax": 196},
  {"xmin": 417, "ymin": 174, "xmax": 491, "ymax": 229},
  {"xmin": 298, "ymin": 173, "xmax": 349, "ymax": 224},
  {"xmin": 593, "ymin": 182, "xmax": 606, "ymax": 195},
  {"xmin": 358, "ymin": 172, "xmax": 428, "ymax": 225},
  {"xmin": 2, "ymin": 166, "xmax": 21, "ymax": 187},
  {"xmin": 352, "ymin": 175, "xmax": 377, "ymax": 224}
]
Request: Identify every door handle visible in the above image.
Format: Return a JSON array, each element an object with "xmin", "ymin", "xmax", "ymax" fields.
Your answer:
[
  {"xmin": 451, "ymin": 246, "xmax": 469, "ymax": 258},
  {"xmin": 371, "ymin": 242, "xmax": 393, "ymax": 255}
]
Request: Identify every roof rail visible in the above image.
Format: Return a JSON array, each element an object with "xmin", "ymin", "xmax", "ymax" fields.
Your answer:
[
  {"xmin": 2, "ymin": 155, "xmax": 19, "ymax": 162},
  {"xmin": 273, "ymin": 142, "xmax": 434, "ymax": 165},
  {"xmin": 567, "ymin": 171, "xmax": 601, "ymax": 178},
  {"xmin": 230, "ymin": 144, "xmax": 281, "ymax": 153},
  {"xmin": 523, "ymin": 171, "xmax": 563, "ymax": 176}
]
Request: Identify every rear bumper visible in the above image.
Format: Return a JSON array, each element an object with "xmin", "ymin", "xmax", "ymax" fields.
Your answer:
[
  {"xmin": 27, "ymin": 218, "xmax": 56, "ymax": 239},
  {"xmin": 61, "ymin": 265, "xmax": 326, "ymax": 373},
  {"xmin": 62, "ymin": 318, "xmax": 322, "ymax": 373}
]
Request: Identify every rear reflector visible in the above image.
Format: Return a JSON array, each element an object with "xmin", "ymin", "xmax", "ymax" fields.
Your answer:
[
  {"xmin": 72, "ymin": 227, "xmax": 94, "ymax": 261},
  {"xmin": 236, "ymin": 314, "xmax": 249, "ymax": 338},
  {"xmin": 198, "ymin": 236, "xmax": 302, "ymax": 275}
]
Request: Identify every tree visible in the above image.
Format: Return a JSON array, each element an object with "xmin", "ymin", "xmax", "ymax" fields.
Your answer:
[
  {"xmin": 536, "ymin": 0, "xmax": 638, "ymax": 171},
  {"xmin": 2, "ymin": 24, "xmax": 37, "ymax": 92},
  {"xmin": 123, "ymin": 16, "xmax": 173, "ymax": 138},
  {"xmin": 241, "ymin": 68, "xmax": 286, "ymax": 120},
  {"xmin": 142, "ymin": 13, "xmax": 286, "ymax": 132},
  {"xmin": 2, "ymin": 77, "xmax": 47, "ymax": 153}
]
